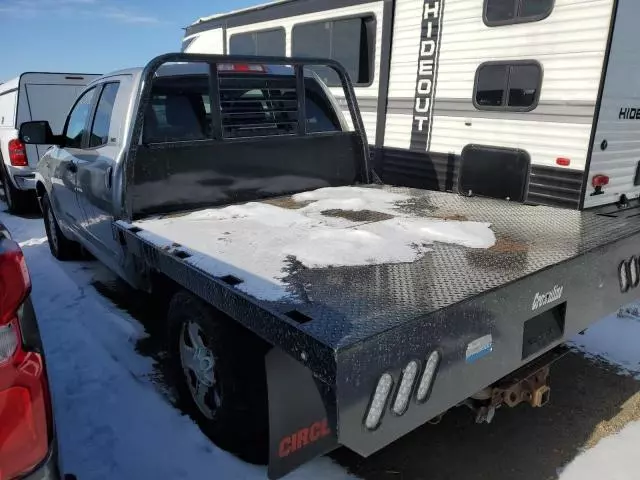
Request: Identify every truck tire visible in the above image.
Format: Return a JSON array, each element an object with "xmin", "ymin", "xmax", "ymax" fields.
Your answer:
[
  {"xmin": 167, "ymin": 290, "xmax": 270, "ymax": 464},
  {"xmin": 42, "ymin": 193, "xmax": 81, "ymax": 260},
  {"xmin": 1, "ymin": 164, "xmax": 31, "ymax": 214}
]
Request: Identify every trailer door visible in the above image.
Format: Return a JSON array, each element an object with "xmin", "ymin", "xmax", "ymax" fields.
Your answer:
[{"xmin": 584, "ymin": 0, "xmax": 640, "ymax": 208}]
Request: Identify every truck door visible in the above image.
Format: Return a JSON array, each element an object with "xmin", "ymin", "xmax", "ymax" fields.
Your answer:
[
  {"xmin": 74, "ymin": 81, "xmax": 122, "ymax": 257},
  {"xmin": 46, "ymin": 86, "xmax": 99, "ymax": 230}
]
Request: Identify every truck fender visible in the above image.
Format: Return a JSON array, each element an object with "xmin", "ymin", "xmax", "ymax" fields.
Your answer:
[{"xmin": 266, "ymin": 347, "xmax": 339, "ymax": 480}]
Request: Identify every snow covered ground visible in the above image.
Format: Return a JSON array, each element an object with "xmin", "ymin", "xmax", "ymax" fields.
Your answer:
[{"xmin": 1, "ymin": 199, "xmax": 639, "ymax": 480}]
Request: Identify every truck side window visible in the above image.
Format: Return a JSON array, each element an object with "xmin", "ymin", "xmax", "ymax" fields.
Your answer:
[
  {"xmin": 305, "ymin": 86, "xmax": 341, "ymax": 133},
  {"xmin": 89, "ymin": 82, "xmax": 120, "ymax": 148},
  {"xmin": 64, "ymin": 86, "xmax": 97, "ymax": 148}
]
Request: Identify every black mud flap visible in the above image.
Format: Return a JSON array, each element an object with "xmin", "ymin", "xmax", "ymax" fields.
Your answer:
[{"xmin": 266, "ymin": 348, "xmax": 339, "ymax": 479}]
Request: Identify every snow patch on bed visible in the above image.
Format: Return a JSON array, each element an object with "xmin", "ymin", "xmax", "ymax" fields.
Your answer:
[{"xmin": 133, "ymin": 186, "xmax": 496, "ymax": 301}]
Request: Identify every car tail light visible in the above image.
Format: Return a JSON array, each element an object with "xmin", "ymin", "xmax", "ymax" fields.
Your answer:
[
  {"xmin": 592, "ymin": 174, "xmax": 610, "ymax": 188},
  {"xmin": 0, "ymin": 235, "xmax": 50, "ymax": 480},
  {"xmin": 7, "ymin": 139, "xmax": 28, "ymax": 167}
]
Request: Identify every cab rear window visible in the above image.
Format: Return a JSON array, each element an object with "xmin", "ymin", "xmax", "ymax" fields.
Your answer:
[{"xmin": 143, "ymin": 70, "xmax": 341, "ymax": 143}]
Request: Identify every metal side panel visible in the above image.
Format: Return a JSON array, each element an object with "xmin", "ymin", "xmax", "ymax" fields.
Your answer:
[{"xmin": 115, "ymin": 222, "xmax": 338, "ymax": 384}]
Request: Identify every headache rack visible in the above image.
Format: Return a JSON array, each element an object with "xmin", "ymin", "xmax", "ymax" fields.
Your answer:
[{"xmin": 121, "ymin": 53, "xmax": 371, "ymax": 221}]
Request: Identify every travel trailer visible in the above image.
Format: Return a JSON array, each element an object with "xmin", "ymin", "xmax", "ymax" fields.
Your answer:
[{"xmin": 183, "ymin": 0, "xmax": 639, "ymax": 210}]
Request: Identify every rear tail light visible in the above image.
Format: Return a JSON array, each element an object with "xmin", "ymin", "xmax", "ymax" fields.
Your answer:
[
  {"xmin": 7, "ymin": 138, "xmax": 28, "ymax": 167},
  {"xmin": 364, "ymin": 373, "xmax": 393, "ymax": 430},
  {"xmin": 416, "ymin": 351, "xmax": 441, "ymax": 403},
  {"xmin": 0, "ymin": 236, "xmax": 50, "ymax": 479},
  {"xmin": 592, "ymin": 174, "xmax": 610, "ymax": 188},
  {"xmin": 392, "ymin": 360, "xmax": 419, "ymax": 415}
]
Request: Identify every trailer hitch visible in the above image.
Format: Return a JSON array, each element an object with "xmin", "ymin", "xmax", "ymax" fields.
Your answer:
[{"xmin": 466, "ymin": 346, "xmax": 567, "ymax": 424}]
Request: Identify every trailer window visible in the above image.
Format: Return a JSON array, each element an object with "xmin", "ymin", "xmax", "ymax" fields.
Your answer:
[
  {"xmin": 292, "ymin": 16, "xmax": 375, "ymax": 87},
  {"xmin": 474, "ymin": 61, "xmax": 542, "ymax": 111},
  {"xmin": 484, "ymin": 0, "xmax": 554, "ymax": 26},
  {"xmin": 229, "ymin": 28, "xmax": 286, "ymax": 56}
]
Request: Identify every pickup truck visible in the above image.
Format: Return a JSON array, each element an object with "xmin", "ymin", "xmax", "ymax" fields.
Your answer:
[{"xmin": 19, "ymin": 53, "xmax": 640, "ymax": 479}]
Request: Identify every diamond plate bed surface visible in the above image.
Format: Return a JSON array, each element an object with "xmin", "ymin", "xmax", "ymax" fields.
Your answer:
[
  {"xmin": 134, "ymin": 185, "xmax": 640, "ymax": 349},
  {"xmin": 262, "ymin": 186, "xmax": 640, "ymax": 347}
]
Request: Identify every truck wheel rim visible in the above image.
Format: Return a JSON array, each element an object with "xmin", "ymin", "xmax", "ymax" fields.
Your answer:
[
  {"xmin": 179, "ymin": 321, "xmax": 220, "ymax": 420},
  {"xmin": 46, "ymin": 207, "xmax": 58, "ymax": 253}
]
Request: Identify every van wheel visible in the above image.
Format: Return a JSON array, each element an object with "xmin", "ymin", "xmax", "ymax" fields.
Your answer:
[
  {"xmin": 1, "ymin": 165, "xmax": 30, "ymax": 214},
  {"xmin": 42, "ymin": 194, "xmax": 81, "ymax": 260},
  {"xmin": 168, "ymin": 291, "xmax": 270, "ymax": 464}
]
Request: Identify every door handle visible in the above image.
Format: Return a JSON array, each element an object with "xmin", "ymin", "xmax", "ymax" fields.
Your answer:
[
  {"xmin": 105, "ymin": 166, "xmax": 113, "ymax": 189},
  {"xmin": 68, "ymin": 161, "xmax": 78, "ymax": 173}
]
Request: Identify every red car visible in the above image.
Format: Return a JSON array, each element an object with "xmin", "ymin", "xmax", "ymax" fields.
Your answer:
[{"xmin": 0, "ymin": 222, "xmax": 64, "ymax": 480}]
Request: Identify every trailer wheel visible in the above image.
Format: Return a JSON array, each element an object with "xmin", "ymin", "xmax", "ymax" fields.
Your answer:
[
  {"xmin": 42, "ymin": 193, "xmax": 81, "ymax": 260},
  {"xmin": 1, "ymin": 164, "xmax": 31, "ymax": 214},
  {"xmin": 168, "ymin": 291, "xmax": 270, "ymax": 464}
]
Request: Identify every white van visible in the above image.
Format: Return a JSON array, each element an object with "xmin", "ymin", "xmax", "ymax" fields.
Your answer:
[{"xmin": 0, "ymin": 72, "xmax": 99, "ymax": 213}]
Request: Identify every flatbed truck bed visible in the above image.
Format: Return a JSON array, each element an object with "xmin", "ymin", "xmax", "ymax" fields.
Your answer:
[{"xmin": 116, "ymin": 184, "xmax": 640, "ymax": 473}]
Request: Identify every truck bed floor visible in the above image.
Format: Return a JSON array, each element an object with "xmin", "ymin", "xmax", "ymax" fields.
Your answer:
[{"xmin": 126, "ymin": 185, "xmax": 640, "ymax": 349}]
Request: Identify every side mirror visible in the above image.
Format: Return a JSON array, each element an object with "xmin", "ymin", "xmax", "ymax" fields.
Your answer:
[{"xmin": 19, "ymin": 121, "xmax": 58, "ymax": 145}]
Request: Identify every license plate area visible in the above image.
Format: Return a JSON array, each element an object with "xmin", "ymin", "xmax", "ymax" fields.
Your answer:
[{"xmin": 522, "ymin": 302, "xmax": 566, "ymax": 360}]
